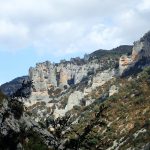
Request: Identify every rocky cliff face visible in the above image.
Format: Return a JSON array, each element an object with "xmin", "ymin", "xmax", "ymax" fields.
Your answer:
[
  {"xmin": 25, "ymin": 31, "xmax": 150, "ymax": 122},
  {"xmin": 119, "ymin": 31, "xmax": 150, "ymax": 75},
  {"xmin": 26, "ymin": 55, "xmax": 118, "ymax": 119},
  {"xmin": 29, "ymin": 59, "xmax": 99, "ymax": 90}
]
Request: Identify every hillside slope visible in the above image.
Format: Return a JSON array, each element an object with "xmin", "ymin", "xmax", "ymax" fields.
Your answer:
[
  {"xmin": 60, "ymin": 67, "xmax": 150, "ymax": 150},
  {"xmin": 0, "ymin": 89, "xmax": 57, "ymax": 150},
  {"xmin": 0, "ymin": 31, "xmax": 150, "ymax": 150},
  {"xmin": 0, "ymin": 76, "xmax": 29, "ymax": 96}
]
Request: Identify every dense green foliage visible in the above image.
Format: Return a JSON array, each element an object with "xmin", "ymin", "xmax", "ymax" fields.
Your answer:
[
  {"xmin": 23, "ymin": 131, "xmax": 48, "ymax": 150},
  {"xmin": 0, "ymin": 90, "xmax": 6, "ymax": 107},
  {"xmin": 8, "ymin": 99, "xmax": 24, "ymax": 119}
]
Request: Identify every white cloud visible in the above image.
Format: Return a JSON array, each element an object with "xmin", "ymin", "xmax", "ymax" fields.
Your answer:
[
  {"xmin": 0, "ymin": 20, "xmax": 29, "ymax": 51},
  {"xmin": 137, "ymin": 0, "xmax": 150, "ymax": 11},
  {"xmin": 0, "ymin": 0, "xmax": 149, "ymax": 56}
]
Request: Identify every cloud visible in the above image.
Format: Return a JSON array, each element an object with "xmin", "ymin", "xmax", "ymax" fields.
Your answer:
[
  {"xmin": 0, "ymin": 0, "xmax": 149, "ymax": 56},
  {"xmin": 137, "ymin": 0, "xmax": 150, "ymax": 11},
  {"xmin": 0, "ymin": 20, "xmax": 29, "ymax": 52}
]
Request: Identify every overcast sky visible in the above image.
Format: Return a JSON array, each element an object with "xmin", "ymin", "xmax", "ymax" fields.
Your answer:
[{"xmin": 0, "ymin": 0, "xmax": 150, "ymax": 84}]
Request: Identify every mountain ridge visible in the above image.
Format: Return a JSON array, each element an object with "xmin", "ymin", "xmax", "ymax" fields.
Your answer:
[
  {"xmin": 0, "ymin": 45, "xmax": 132, "ymax": 96},
  {"xmin": 0, "ymin": 31, "xmax": 150, "ymax": 150}
]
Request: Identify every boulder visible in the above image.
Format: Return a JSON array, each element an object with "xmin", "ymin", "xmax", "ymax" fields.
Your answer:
[
  {"xmin": 65, "ymin": 91, "xmax": 84, "ymax": 111},
  {"xmin": 109, "ymin": 85, "xmax": 119, "ymax": 97}
]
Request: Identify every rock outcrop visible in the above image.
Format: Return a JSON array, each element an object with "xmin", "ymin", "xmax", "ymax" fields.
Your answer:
[
  {"xmin": 65, "ymin": 91, "xmax": 84, "ymax": 111},
  {"xmin": 26, "ymin": 57, "xmax": 117, "ymax": 119},
  {"xmin": 27, "ymin": 59, "xmax": 101, "ymax": 107},
  {"xmin": 29, "ymin": 60, "xmax": 99, "ymax": 91},
  {"xmin": 83, "ymin": 69, "xmax": 115, "ymax": 96},
  {"xmin": 23, "ymin": 44, "xmax": 132, "ymax": 120},
  {"xmin": 109, "ymin": 85, "xmax": 119, "ymax": 97},
  {"xmin": 119, "ymin": 31, "xmax": 150, "ymax": 76},
  {"xmin": 53, "ymin": 91, "xmax": 84, "ymax": 118}
]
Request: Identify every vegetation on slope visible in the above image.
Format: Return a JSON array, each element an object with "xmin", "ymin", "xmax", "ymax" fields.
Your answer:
[
  {"xmin": 62, "ymin": 67, "xmax": 150, "ymax": 150},
  {"xmin": 23, "ymin": 130, "xmax": 48, "ymax": 150},
  {"xmin": 0, "ymin": 84, "xmax": 49, "ymax": 150},
  {"xmin": 0, "ymin": 90, "xmax": 6, "ymax": 105},
  {"xmin": 89, "ymin": 45, "xmax": 132, "ymax": 60},
  {"xmin": 0, "ymin": 76, "xmax": 29, "ymax": 96},
  {"xmin": 6, "ymin": 67, "xmax": 150, "ymax": 150}
]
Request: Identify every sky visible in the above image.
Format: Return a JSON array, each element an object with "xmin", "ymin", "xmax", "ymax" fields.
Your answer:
[{"xmin": 0, "ymin": 0, "xmax": 150, "ymax": 85}]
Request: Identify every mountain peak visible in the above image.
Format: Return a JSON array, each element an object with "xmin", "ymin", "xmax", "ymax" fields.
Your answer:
[
  {"xmin": 119, "ymin": 31, "xmax": 150, "ymax": 76},
  {"xmin": 1, "ymin": 30, "xmax": 150, "ymax": 150},
  {"xmin": 140, "ymin": 30, "xmax": 150, "ymax": 42}
]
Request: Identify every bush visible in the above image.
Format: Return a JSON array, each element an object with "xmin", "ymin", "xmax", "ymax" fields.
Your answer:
[
  {"xmin": 140, "ymin": 67, "xmax": 150, "ymax": 80},
  {"xmin": 144, "ymin": 67, "xmax": 150, "ymax": 75},
  {"xmin": 134, "ymin": 121, "xmax": 141, "ymax": 129},
  {"xmin": 24, "ymin": 131, "xmax": 48, "ymax": 150},
  {"xmin": 73, "ymin": 105, "xmax": 81, "ymax": 111},
  {"xmin": 60, "ymin": 96, "xmax": 68, "ymax": 109},
  {"xmin": 0, "ymin": 90, "xmax": 6, "ymax": 106},
  {"xmin": 87, "ymin": 138, "xmax": 99, "ymax": 146},
  {"xmin": 134, "ymin": 95, "xmax": 144, "ymax": 105},
  {"xmin": 144, "ymin": 119, "xmax": 150, "ymax": 129},
  {"xmin": 9, "ymin": 100, "xmax": 24, "ymax": 119}
]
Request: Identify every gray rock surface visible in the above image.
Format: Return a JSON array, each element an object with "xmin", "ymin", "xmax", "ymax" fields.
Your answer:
[
  {"xmin": 29, "ymin": 59, "xmax": 102, "ymax": 93},
  {"xmin": 65, "ymin": 91, "xmax": 84, "ymax": 111},
  {"xmin": 109, "ymin": 85, "xmax": 119, "ymax": 97}
]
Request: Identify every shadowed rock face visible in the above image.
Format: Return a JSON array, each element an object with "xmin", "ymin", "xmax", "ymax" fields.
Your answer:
[{"xmin": 119, "ymin": 31, "xmax": 150, "ymax": 76}]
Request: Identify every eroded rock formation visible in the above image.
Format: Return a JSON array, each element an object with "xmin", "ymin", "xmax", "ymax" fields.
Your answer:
[
  {"xmin": 24, "ymin": 54, "xmax": 118, "ymax": 119},
  {"xmin": 119, "ymin": 31, "xmax": 150, "ymax": 75}
]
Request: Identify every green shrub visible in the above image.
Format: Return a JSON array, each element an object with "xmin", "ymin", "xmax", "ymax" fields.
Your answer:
[
  {"xmin": 73, "ymin": 105, "xmax": 81, "ymax": 111},
  {"xmin": 134, "ymin": 95, "xmax": 144, "ymax": 105},
  {"xmin": 144, "ymin": 119, "xmax": 150, "ymax": 129},
  {"xmin": 0, "ymin": 90, "xmax": 6, "ymax": 106},
  {"xmin": 24, "ymin": 131, "xmax": 48, "ymax": 150},
  {"xmin": 9, "ymin": 100, "xmax": 24, "ymax": 119},
  {"xmin": 144, "ymin": 67, "xmax": 150, "ymax": 75},
  {"xmin": 88, "ymin": 138, "xmax": 99, "ymax": 145},
  {"xmin": 134, "ymin": 121, "xmax": 141, "ymax": 129}
]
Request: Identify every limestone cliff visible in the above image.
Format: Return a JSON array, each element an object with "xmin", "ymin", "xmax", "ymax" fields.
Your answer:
[
  {"xmin": 25, "ymin": 51, "xmax": 119, "ymax": 119},
  {"xmin": 1, "ymin": 45, "xmax": 132, "ymax": 121},
  {"xmin": 29, "ymin": 59, "xmax": 100, "ymax": 91},
  {"xmin": 119, "ymin": 31, "xmax": 150, "ymax": 75}
]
